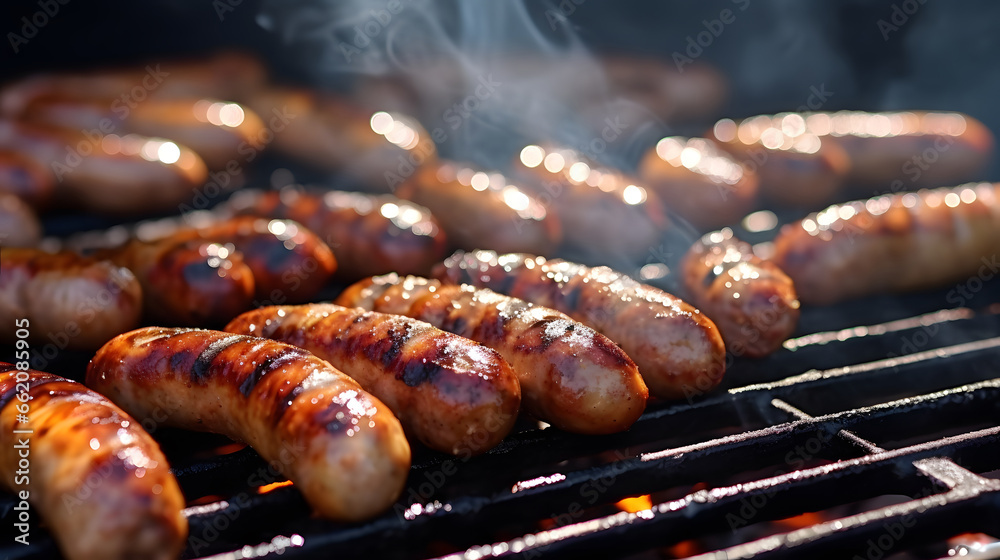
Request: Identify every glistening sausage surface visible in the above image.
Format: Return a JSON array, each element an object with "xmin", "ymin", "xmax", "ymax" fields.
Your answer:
[
  {"xmin": 335, "ymin": 275, "xmax": 647, "ymax": 434},
  {"xmin": 226, "ymin": 304, "xmax": 520, "ymax": 455},
  {"xmin": 0, "ymin": 365, "xmax": 186, "ymax": 560},
  {"xmin": 86, "ymin": 327, "xmax": 411, "ymax": 521},
  {"xmin": 434, "ymin": 251, "xmax": 727, "ymax": 399}
]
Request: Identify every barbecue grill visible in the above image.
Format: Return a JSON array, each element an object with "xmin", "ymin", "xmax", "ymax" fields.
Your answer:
[
  {"xmin": 3, "ymin": 258, "xmax": 999, "ymax": 559},
  {"xmin": 3, "ymin": 1, "xmax": 1000, "ymax": 559}
]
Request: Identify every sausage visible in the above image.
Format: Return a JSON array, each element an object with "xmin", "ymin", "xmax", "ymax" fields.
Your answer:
[
  {"xmin": 335, "ymin": 275, "xmax": 647, "ymax": 434},
  {"xmin": 19, "ymin": 96, "xmax": 266, "ymax": 170},
  {"xmin": 709, "ymin": 115, "xmax": 851, "ymax": 209},
  {"xmin": 599, "ymin": 56, "xmax": 728, "ymax": 123},
  {"xmin": 0, "ymin": 120, "xmax": 209, "ymax": 216},
  {"xmin": 771, "ymin": 182, "xmax": 1000, "ymax": 305},
  {"xmin": 681, "ymin": 228, "xmax": 800, "ymax": 357},
  {"xmin": 396, "ymin": 161, "xmax": 562, "ymax": 256},
  {"xmin": 0, "ymin": 249, "xmax": 143, "ymax": 349},
  {"xmin": 242, "ymin": 88, "xmax": 436, "ymax": 190},
  {"xmin": 0, "ymin": 193, "xmax": 42, "ymax": 247},
  {"xmin": 794, "ymin": 111, "xmax": 994, "ymax": 190},
  {"xmin": 223, "ymin": 188, "xmax": 447, "ymax": 280},
  {"xmin": 0, "ymin": 51, "xmax": 267, "ymax": 115},
  {"xmin": 95, "ymin": 239, "xmax": 255, "ymax": 326},
  {"xmin": 86, "ymin": 327, "xmax": 411, "ymax": 521},
  {"xmin": 0, "ymin": 365, "xmax": 187, "ymax": 560},
  {"xmin": 433, "ymin": 251, "xmax": 727, "ymax": 399},
  {"xmin": 513, "ymin": 144, "xmax": 670, "ymax": 259},
  {"xmin": 0, "ymin": 149, "xmax": 54, "ymax": 207},
  {"xmin": 163, "ymin": 215, "xmax": 337, "ymax": 303},
  {"xmin": 225, "ymin": 304, "xmax": 521, "ymax": 455},
  {"xmin": 637, "ymin": 136, "xmax": 759, "ymax": 230}
]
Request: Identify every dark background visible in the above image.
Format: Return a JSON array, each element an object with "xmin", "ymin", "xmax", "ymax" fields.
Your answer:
[{"xmin": 2, "ymin": 0, "xmax": 999, "ymax": 177}]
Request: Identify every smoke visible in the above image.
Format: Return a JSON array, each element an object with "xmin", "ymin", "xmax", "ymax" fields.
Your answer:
[{"xmin": 255, "ymin": 0, "xmax": 661, "ymax": 169}]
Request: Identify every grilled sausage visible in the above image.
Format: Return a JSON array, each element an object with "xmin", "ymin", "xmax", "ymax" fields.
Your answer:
[
  {"xmin": 20, "ymin": 96, "xmax": 266, "ymax": 170},
  {"xmin": 0, "ymin": 120, "xmax": 208, "ymax": 216},
  {"xmin": 681, "ymin": 229, "xmax": 800, "ymax": 357},
  {"xmin": 771, "ymin": 182, "xmax": 1000, "ymax": 305},
  {"xmin": 434, "ymin": 251, "xmax": 727, "ymax": 399},
  {"xmin": 0, "ymin": 249, "xmax": 143, "ymax": 349},
  {"xmin": 169, "ymin": 216, "xmax": 337, "ymax": 304},
  {"xmin": 95, "ymin": 239, "xmax": 255, "ymax": 326},
  {"xmin": 709, "ymin": 115, "xmax": 851, "ymax": 209},
  {"xmin": 335, "ymin": 275, "xmax": 647, "ymax": 434},
  {"xmin": 0, "ymin": 149, "xmax": 54, "ymax": 207},
  {"xmin": 243, "ymin": 89, "xmax": 436, "ymax": 190},
  {"xmin": 225, "ymin": 304, "xmax": 521, "ymax": 455},
  {"xmin": 0, "ymin": 51, "xmax": 267, "ymax": 115},
  {"xmin": 798, "ymin": 111, "xmax": 994, "ymax": 190},
  {"xmin": 638, "ymin": 136, "xmax": 758, "ymax": 230},
  {"xmin": 87, "ymin": 327, "xmax": 411, "ymax": 521},
  {"xmin": 513, "ymin": 145, "xmax": 670, "ymax": 259},
  {"xmin": 0, "ymin": 193, "xmax": 42, "ymax": 247},
  {"xmin": 397, "ymin": 161, "xmax": 561, "ymax": 255},
  {"xmin": 223, "ymin": 188, "xmax": 447, "ymax": 279},
  {"xmin": 0, "ymin": 365, "xmax": 186, "ymax": 560}
]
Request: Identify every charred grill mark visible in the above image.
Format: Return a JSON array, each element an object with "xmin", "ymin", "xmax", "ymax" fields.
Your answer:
[
  {"xmin": 273, "ymin": 382, "xmax": 307, "ymax": 427},
  {"xmin": 240, "ymin": 354, "xmax": 278, "ymax": 397},
  {"xmin": 399, "ymin": 358, "xmax": 443, "ymax": 387},
  {"xmin": 192, "ymin": 335, "xmax": 246, "ymax": 382},
  {"xmin": 381, "ymin": 322, "xmax": 412, "ymax": 367}
]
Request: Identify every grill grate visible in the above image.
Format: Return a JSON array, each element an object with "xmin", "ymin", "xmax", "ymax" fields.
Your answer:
[{"xmin": 3, "ymin": 262, "xmax": 999, "ymax": 560}]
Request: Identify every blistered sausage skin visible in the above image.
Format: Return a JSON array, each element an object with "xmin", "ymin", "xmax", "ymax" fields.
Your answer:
[
  {"xmin": 223, "ymin": 188, "xmax": 446, "ymax": 280},
  {"xmin": 772, "ymin": 182, "xmax": 1000, "ymax": 305},
  {"xmin": 396, "ymin": 161, "xmax": 562, "ymax": 256},
  {"xmin": 0, "ymin": 365, "xmax": 186, "ymax": 560},
  {"xmin": 434, "ymin": 251, "xmax": 727, "ymax": 399},
  {"xmin": 681, "ymin": 229, "xmax": 800, "ymax": 358},
  {"xmin": 96, "ymin": 239, "xmax": 255, "ymax": 326},
  {"xmin": 335, "ymin": 275, "xmax": 647, "ymax": 434},
  {"xmin": 225, "ymin": 304, "xmax": 520, "ymax": 455},
  {"xmin": 174, "ymin": 216, "xmax": 337, "ymax": 303},
  {"xmin": 86, "ymin": 327, "xmax": 411, "ymax": 521},
  {"xmin": 0, "ymin": 248, "xmax": 143, "ymax": 349}
]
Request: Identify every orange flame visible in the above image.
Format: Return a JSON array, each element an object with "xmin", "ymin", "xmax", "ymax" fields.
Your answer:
[
  {"xmin": 615, "ymin": 495, "xmax": 653, "ymax": 513},
  {"xmin": 257, "ymin": 480, "xmax": 294, "ymax": 494}
]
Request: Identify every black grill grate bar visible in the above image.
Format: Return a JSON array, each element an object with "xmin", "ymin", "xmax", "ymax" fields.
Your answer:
[
  {"xmin": 732, "ymin": 336, "xmax": 1000, "ymax": 395},
  {"xmin": 770, "ymin": 398, "xmax": 885, "ymax": 454},
  {"xmin": 430, "ymin": 426, "xmax": 1000, "ymax": 560},
  {"xmin": 781, "ymin": 308, "xmax": 977, "ymax": 351}
]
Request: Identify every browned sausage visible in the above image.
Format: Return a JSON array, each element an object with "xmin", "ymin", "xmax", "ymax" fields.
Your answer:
[
  {"xmin": 0, "ymin": 149, "xmax": 54, "ymax": 207},
  {"xmin": 771, "ymin": 182, "xmax": 1000, "ymax": 305},
  {"xmin": 0, "ymin": 120, "xmax": 209, "ymax": 216},
  {"xmin": 222, "ymin": 188, "xmax": 447, "ymax": 280},
  {"xmin": 709, "ymin": 115, "xmax": 851, "ymax": 208},
  {"xmin": 434, "ymin": 251, "xmax": 727, "ymax": 399},
  {"xmin": 396, "ymin": 161, "xmax": 562, "ymax": 255},
  {"xmin": 0, "ymin": 51, "xmax": 267, "ymax": 115},
  {"xmin": 87, "ymin": 327, "xmax": 411, "ymax": 521},
  {"xmin": 166, "ymin": 215, "xmax": 337, "ymax": 304},
  {"xmin": 225, "ymin": 304, "xmax": 521, "ymax": 455},
  {"xmin": 794, "ymin": 111, "xmax": 994, "ymax": 190},
  {"xmin": 0, "ymin": 365, "xmax": 186, "ymax": 560},
  {"xmin": 638, "ymin": 136, "xmax": 759, "ymax": 230},
  {"xmin": 0, "ymin": 249, "xmax": 143, "ymax": 349},
  {"xmin": 19, "ymin": 96, "xmax": 266, "ymax": 170},
  {"xmin": 0, "ymin": 192, "xmax": 42, "ymax": 247},
  {"xmin": 513, "ymin": 144, "xmax": 670, "ymax": 259},
  {"xmin": 681, "ymin": 228, "xmax": 800, "ymax": 357},
  {"xmin": 242, "ymin": 89, "xmax": 437, "ymax": 190},
  {"xmin": 335, "ymin": 275, "xmax": 647, "ymax": 434},
  {"xmin": 95, "ymin": 239, "xmax": 255, "ymax": 326}
]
